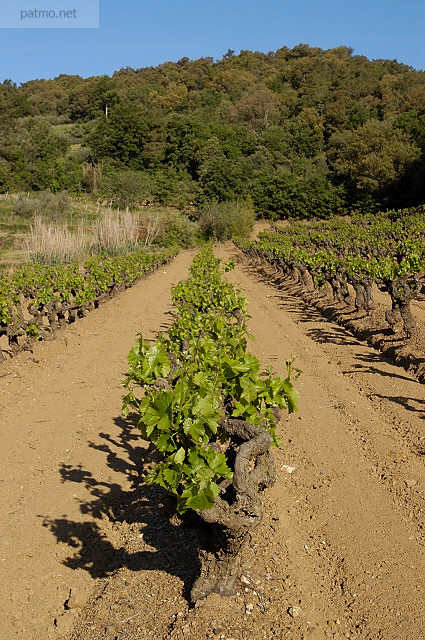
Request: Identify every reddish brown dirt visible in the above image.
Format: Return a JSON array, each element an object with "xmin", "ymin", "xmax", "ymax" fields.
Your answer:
[
  {"xmin": 1, "ymin": 243, "xmax": 425, "ymax": 640},
  {"xmin": 0, "ymin": 250, "xmax": 197, "ymax": 639}
]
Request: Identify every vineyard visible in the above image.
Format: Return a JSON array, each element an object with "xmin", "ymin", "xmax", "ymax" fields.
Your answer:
[
  {"xmin": 238, "ymin": 206, "xmax": 425, "ymax": 382},
  {"xmin": 2, "ymin": 22, "xmax": 425, "ymax": 640},
  {"xmin": 1, "ymin": 226, "xmax": 425, "ymax": 640}
]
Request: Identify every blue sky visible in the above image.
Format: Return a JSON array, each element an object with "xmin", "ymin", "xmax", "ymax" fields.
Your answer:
[{"xmin": 0, "ymin": 0, "xmax": 424, "ymax": 84}]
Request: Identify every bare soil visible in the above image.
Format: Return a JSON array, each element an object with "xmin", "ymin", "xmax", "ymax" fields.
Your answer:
[{"xmin": 1, "ymin": 243, "xmax": 425, "ymax": 640}]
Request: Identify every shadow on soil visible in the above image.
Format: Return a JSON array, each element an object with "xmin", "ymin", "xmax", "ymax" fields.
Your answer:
[
  {"xmin": 232, "ymin": 252, "xmax": 425, "ymax": 427},
  {"xmin": 370, "ymin": 393, "xmax": 425, "ymax": 419},
  {"xmin": 236, "ymin": 254, "xmax": 425, "ymax": 385},
  {"xmin": 41, "ymin": 413, "xmax": 200, "ymax": 602},
  {"xmin": 341, "ymin": 351, "xmax": 418, "ymax": 383}
]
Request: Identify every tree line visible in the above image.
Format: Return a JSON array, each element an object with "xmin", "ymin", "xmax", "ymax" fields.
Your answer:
[{"xmin": 0, "ymin": 44, "xmax": 424, "ymax": 217}]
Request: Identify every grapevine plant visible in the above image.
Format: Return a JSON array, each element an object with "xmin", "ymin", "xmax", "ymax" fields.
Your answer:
[
  {"xmin": 238, "ymin": 204, "xmax": 425, "ymax": 338},
  {"xmin": 123, "ymin": 245, "xmax": 299, "ymax": 600},
  {"xmin": 0, "ymin": 245, "xmax": 178, "ymax": 360}
]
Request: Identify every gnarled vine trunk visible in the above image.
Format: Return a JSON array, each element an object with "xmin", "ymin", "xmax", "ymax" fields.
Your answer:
[
  {"xmin": 351, "ymin": 277, "xmax": 374, "ymax": 315},
  {"xmin": 191, "ymin": 415, "xmax": 278, "ymax": 602},
  {"xmin": 385, "ymin": 275, "xmax": 422, "ymax": 339}
]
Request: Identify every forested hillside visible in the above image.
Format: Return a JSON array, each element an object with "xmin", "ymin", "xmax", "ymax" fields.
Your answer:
[{"xmin": 1, "ymin": 44, "xmax": 424, "ymax": 217}]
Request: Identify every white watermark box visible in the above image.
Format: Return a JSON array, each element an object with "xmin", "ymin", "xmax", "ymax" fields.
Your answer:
[{"xmin": 1, "ymin": 0, "xmax": 99, "ymax": 28}]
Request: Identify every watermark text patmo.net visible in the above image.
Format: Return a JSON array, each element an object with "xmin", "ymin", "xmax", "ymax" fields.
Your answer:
[
  {"xmin": 20, "ymin": 8, "xmax": 77, "ymax": 20},
  {"xmin": 2, "ymin": 1, "xmax": 98, "ymax": 28}
]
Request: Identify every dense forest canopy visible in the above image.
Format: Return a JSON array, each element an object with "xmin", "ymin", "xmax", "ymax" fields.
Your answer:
[{"xmin": 0, "ymin": 44, "xmax": 424, "ymax": 217}]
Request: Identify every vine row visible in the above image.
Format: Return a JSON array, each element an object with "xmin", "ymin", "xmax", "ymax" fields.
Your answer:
[
  {"xmin": 0, "ymin": 246, "xmax": 178, "ymax": 361},
  {"xmin": 237, "ymin": 205, "xmax": 425, "ymax": 380},
  {"xmin": 122, "ymin": 245, "xmax": 299, "ymax": 600}
]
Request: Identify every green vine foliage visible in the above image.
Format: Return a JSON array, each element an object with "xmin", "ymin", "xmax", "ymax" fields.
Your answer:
[
  {"xmin": 123, "ymin": 246, "xmax": 299, "ymax": 514},
  {"xmin": 238, "ymin": 205, "xmax": 425, "ymax": 305},
  {"xmin": 0, "ymin": 246, "xmax": 178, "ymax": 335}
]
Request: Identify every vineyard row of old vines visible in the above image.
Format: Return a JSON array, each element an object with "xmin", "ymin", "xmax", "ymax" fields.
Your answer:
[
  {"xmin": 0, "ymin": 246, "xmax": 179, "ymax": 361},
  {"xmin": 237, "ymin": 204, "xmax": 425, "ymax": 380},
  {"xmin": 122, "ymin": 245, "xmax": 299, "ymax": 601}
]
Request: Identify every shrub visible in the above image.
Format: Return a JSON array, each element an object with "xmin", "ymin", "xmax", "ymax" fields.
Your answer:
[
  {"xmin": 154, "ymin": 212, "xmax": 203, "ymax": 248},
  {"xmin": 12, "ymin": 191, "xmax": 71, "ymax": 220},
  {"xmin": 36, "ymin": 190, "xmax": 71, "ymax": 216},
  {"xmin": 100, "ymin": 169, "xmax": 153, "ymax": 209},
  {"xmin": 198, "ymin": 199, "xmax": 255, "ymax": 242},
  {"xmin": 149, "ymin": 167, "xmax": 200, "ymax": 208},
  {"xmin": 137, "ymin": 210, "xmax": 202, "ymax": 249},
  {"xmin": 12, "ymin": 194, "xmax": 39, "ymax": 219}
]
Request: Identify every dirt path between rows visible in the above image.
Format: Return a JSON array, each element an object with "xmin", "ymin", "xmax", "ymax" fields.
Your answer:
[
  {"xmin": 0, "ymin": 250, "xmax": 197, "ymax": 639},
  {"xmin": 1, "ymin": 244, "xmax": 425, "ymax": 640}
]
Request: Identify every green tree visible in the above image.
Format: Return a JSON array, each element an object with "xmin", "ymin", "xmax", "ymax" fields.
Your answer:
[
  {"xmin": 164, "ymin": 113, "xmax": 207, "ymax": 177},
  {"xmin": 328, "ymin": 120, "xmax": 420, "ymax": 201},
  {"xmin": 198, "ymin": 154, "xmax": 250, "ymax": 202},
  {"xmin": 252, "ymin": 165, "xmax": 344, "ymax": 219},
  {"xmin": 100, "ymin": 168, "xmax": 153, "ymax": 207},
  {"xmin": 0, "ymin": 80, "xmax": 32, "ymax": 121},
  {"xmin": 233, "ymin": 85, "xmax": 281, "ymax": 132},
  {"xmin": 89, "ymin": 102, "xmax": 148, "ymax": 169},
  {"xmin": 0, "ymin": 118, "xmax": 70, "ymax": 191},
  {"xmin": 68, "ymin": 76, "xmax": 119, "ymax": 121}
]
